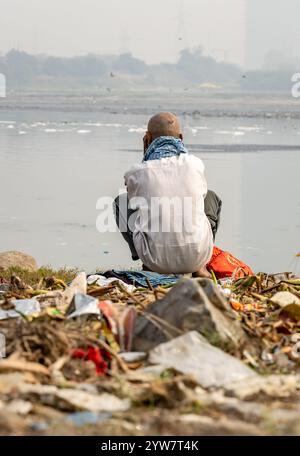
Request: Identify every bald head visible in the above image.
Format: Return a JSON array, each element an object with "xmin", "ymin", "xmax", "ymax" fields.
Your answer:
[
  {"xmin": 143, "ymin": 112, "xmax": 183, "ymax": 153},
  {"xmin": 148, "ymin": 112, "xmax": 182, "ymax": 140}
]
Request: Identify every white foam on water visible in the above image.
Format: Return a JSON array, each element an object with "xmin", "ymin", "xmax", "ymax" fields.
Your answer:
[
  {"xmin": 44, "ymin": 129, "xmax": 57, "ymax": 133},
  {"xmin": 128, "ymin": 127, "xmax": 145, "ymax": 133},
  {"xmin": 31, "ymin": 122, "xmax": 47, "ymax": 127},
  {"xmin": 77, "ymin": 129, "xmax": 91, "ymax": 134},
  {"xmin": 104, "ymin": 123, "xmax": 122, "ymax": 128},
  {"xmin": 215, "ymin": 130, "xmax": 233, "ymax": 135},
  {"xmin": 6, "ymin": 124, "xmax": 15, "ymax": 129},
  {"xmin": 18, "ymin": 131, "xmax": 27, "ymax": 135},
  {"xmin": 83, "ymin": 122, "xmax": 103, "ymax": 127},
  {"xmin": 0, "ymin": 121, "xmax": 16, "ymax": 125},
  {"xmin": 237, "ymin": 126, "xmax": 262, "ymax": 132},
  {"xmin": 216, "ymin": 130, "xmax": 245, "ymax": 136}
]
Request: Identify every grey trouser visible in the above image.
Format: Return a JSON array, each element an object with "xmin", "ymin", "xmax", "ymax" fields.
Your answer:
[{"xmin": 113, "ymin": 190, "xmax": 222, "ymax": 261}]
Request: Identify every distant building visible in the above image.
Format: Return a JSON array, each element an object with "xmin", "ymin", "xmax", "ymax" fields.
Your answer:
[{"xmin": 245, "ymin": 0, "xmax": 300, "ymax": 69}]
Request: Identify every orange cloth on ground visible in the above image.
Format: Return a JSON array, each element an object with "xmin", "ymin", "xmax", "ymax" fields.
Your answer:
[{"xmin": 207, "ymin": 246, "xmax": 253, "ymax": 279}]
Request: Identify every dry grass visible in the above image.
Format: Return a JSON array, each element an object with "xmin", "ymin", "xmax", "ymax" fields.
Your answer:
[{"xmin": 0, "ymin": 266, "xmax": 77, "ymax": 286}]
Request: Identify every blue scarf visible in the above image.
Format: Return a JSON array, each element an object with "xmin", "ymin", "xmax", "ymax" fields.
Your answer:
[{"xmin": 143, "ymin": 136, "xmax": 188, "ymax": 162}]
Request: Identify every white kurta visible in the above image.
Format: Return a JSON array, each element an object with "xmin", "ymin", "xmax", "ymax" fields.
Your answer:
[{"xmin": 124, "ymin": 154, "xmax": 213, "ymax": 273}]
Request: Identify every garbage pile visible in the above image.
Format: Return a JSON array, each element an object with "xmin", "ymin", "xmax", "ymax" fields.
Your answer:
[{"xmin": 0, "ymin": 269, "xmax": 300, "ymax": 436}]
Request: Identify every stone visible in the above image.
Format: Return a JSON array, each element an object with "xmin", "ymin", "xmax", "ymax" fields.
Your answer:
[
  {"xmin": 0, "ymin": 251, "xmax": 38, "ymax": 271},
  {"xmin": 196, "ymin": 278, "xmax": 230, "ymax": 311},
  {"xmin": 133, "ymin": 278, "xmax": 246, "ymax": 352}
]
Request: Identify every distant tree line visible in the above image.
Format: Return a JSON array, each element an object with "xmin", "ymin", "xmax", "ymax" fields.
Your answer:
[{"xmin": 0, "ymin": 48, "xmax": 296, "ymax": 92}]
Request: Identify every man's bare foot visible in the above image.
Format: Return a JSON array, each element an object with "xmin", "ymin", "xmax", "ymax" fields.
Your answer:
[{"xmin": 192, "ymin": 266, "xmax": 212, "ymax": 279}]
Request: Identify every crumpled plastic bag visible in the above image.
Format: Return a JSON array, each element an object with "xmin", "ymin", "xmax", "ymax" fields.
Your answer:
[
  {"xmin": 149, "ymin": 331, "xmax": 257, "ymax": 389},
  {"xmin": 87, "ymin": 274, "xmax": 136, "ymax": 293},
  {"xmin": 67, "ymin": 294, "xmax": 101, "ymax": 319},
  {"xmin": 0, "ymin": 298, "xmax": 41, "ymax": 320}
]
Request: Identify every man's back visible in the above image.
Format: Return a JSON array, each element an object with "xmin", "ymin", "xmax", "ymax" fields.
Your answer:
[{"xmin": 125, "ymin": 153, "xmax": 213, "ymax": 273}]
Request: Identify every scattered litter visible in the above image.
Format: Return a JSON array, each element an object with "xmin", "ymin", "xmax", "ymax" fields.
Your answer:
[
  {"xmin": 66, "ymin": 388, "xmax": 127, "ymax": 412},
  {"xmin": 14, "ymin": 298, "xmax": 41, "ymax": 317},
  {"xmin": 0, "ymin": 283, "xmax": 10, "ymax": 294},
  {"xmin": 280, "ymin": 303, "xmax": 300, "ymax": 321},
  {"xmin": 87, "ymin": 274, "xmax": 136, "ymax": 293},
  {"xmin": 271, "ymin": 291, "xmax": 300, "ymax": 307},
  {"xmin": 0, "ymin": 268, "xmax": 300, "ymax": 435},
  {"xmin": 57, "ymin": 390, "xmax": 130, "ymax": 413},
  {"xmin": 72, "ymin": 347, "xmax": 108, "ymax": 375},
  {"xmin": 103, "ymin": 270, "xmax": 181, "ymax": 288},
  {"xmin": 5, "ymin": 399, "xmax": 33, "ymax": 416},
  {"xmin": 0, "ymin": 358, "xmax": 49, "ymax": 376},
  {"xmin": 61, "ymin": 272, "xmax": 87, "ymax": 309},
  {"xmin": 119, "ymin": 352, "xmax": 147, "ymax": 363},
  {"xmin": 0, "ymin": 309, "xmax": 20, "ymax": 320},
  {"xmin": 133, "ymin": 278, "xmax": 245, "ymax": 351},
  {"xmin": 0, "ymin": 373, "xmax": 29, "ymax": 394},
  {"xmin": 67, "ymin": 294, "xmax": 101, "ymax": 319},
  {"xmin": 0, "ymin": 298, "xmax": 40, "ymax": 320},
  {"xmin": 67, "ymin": 411, "xmax": 111, "ymax": 427},
  {"xmin": 30, "ymin": 422, "xmax": 49, "ymax": 432},
  {"xmin": 227, "ymin": 375, "xmax": 300, "ymax": 400},
  {"xmin": 149, "ymin": 331, "xmax": 257, "ymax": 389}
]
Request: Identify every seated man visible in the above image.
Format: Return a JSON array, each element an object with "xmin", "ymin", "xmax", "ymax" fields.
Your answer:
[{"xmin": 114, "ymin": 112, "xmax": 222, "ymax": 276}]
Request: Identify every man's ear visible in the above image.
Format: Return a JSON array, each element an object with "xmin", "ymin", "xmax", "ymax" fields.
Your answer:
[{"xmin": 143, "ymin": 131, "xmax": 152, "ymax": 153}]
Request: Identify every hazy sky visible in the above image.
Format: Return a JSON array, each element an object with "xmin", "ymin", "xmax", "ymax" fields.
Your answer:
[
  {"xmin": 0, "ymin": 0, "xmax": 245, "ymax": 65},
  {"xmin": 245, "ymin": 0, "xmax": 300, "ymax": 69}
]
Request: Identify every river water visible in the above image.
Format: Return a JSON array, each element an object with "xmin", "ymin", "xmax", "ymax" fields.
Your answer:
[{"xmin": 0, "ymin": 92, "xmax": 299, "ymax": 273}]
